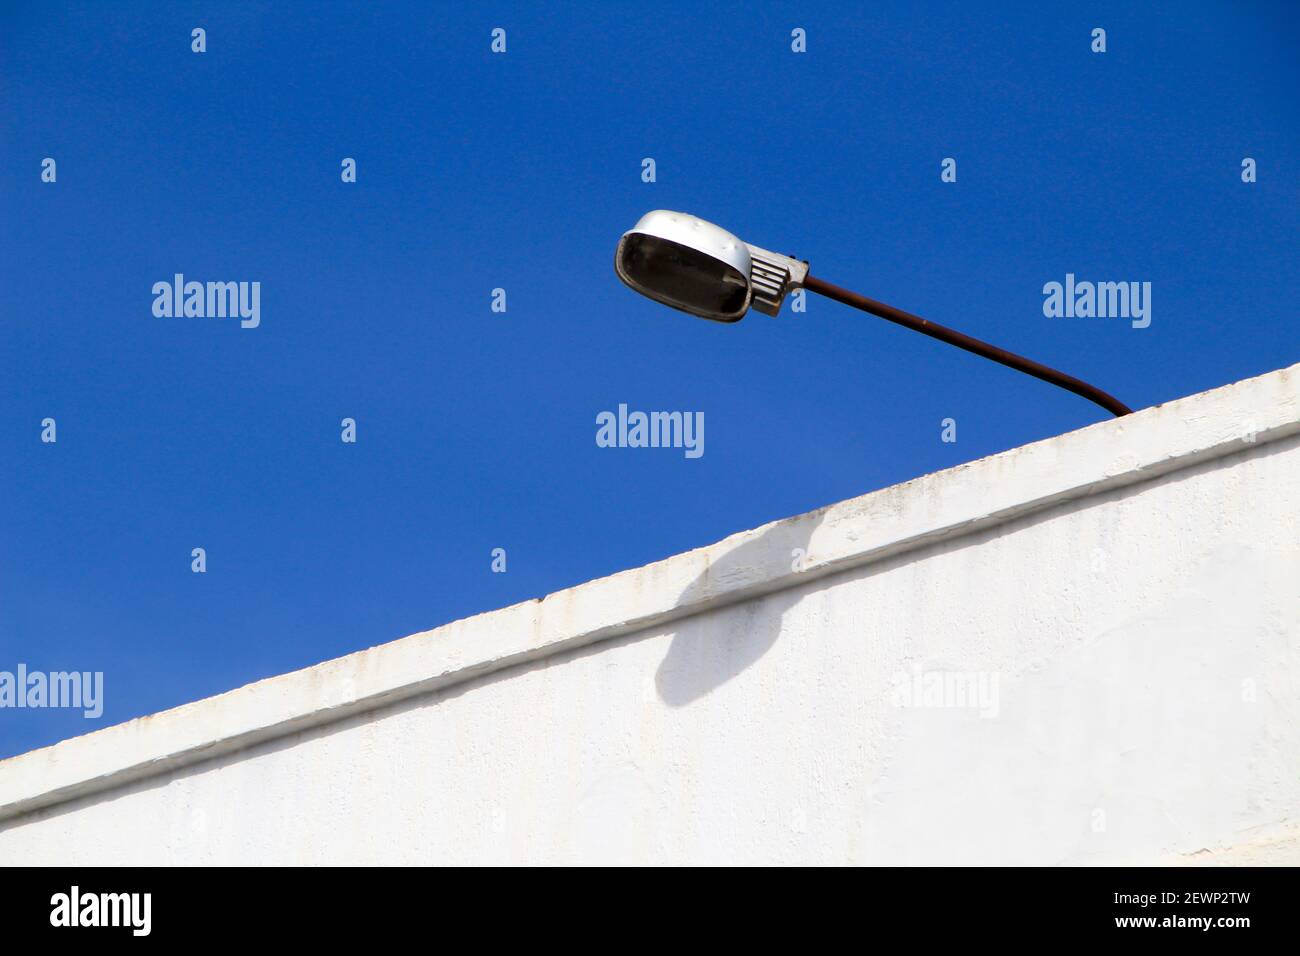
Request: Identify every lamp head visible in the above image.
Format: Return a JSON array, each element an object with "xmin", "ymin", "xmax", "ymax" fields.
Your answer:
[{"xmin": 615, "ymin": 210, "xmax": 807, "ymax": 321}]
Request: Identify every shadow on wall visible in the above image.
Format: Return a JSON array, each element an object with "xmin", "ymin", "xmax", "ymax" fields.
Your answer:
[{"xmin": 656, "ymin": 511, "xmax": 825, "ymax": 707}]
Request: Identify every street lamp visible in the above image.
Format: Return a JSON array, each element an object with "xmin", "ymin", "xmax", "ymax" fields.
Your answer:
[{"xmin": 615, "ymin": 210, "xmax": 1133, "ymax": 417}]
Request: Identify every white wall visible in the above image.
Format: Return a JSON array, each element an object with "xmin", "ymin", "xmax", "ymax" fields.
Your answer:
[{"xmin": 2, "ymin": 365, "xmax": 1298, "ymax": 865}]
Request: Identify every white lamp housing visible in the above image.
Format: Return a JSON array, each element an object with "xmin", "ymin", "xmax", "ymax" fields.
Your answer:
[{"xmin": 615, "ymin": 210, "xmax": 808, "ymax": 321}]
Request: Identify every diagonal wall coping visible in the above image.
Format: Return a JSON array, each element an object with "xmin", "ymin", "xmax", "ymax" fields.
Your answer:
[{"xmin": 2, "ymin": 363, "xmax": 1297, "ymax": 823}]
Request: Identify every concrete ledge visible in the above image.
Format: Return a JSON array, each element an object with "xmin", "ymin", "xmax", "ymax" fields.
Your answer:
[
  {"xmin": 2, "ymin": 363, "xmax": 1297, "ymax": 823},
  {"xmin": 1172, "ymin": 824, "xmax": 1300, "ymax": 866}
]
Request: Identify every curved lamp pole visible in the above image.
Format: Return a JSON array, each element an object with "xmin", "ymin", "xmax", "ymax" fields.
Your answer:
[{"xmin": 615, "ymin": 210, "xmax": 1133, "ymax": 418}]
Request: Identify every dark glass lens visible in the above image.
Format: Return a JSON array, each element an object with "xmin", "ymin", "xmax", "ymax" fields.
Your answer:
[{"xmin": 619, "ymin": 234, "xmax": 748, "ymax": 319}]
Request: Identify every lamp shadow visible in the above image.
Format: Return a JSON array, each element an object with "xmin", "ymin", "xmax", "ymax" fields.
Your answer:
[{"xmin": 655, "ymin": 511, "xmax": 824, "ymax": 707}]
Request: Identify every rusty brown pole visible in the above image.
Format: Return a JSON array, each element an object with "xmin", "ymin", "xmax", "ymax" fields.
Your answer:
[{"xmin": 802, "ymin": 274, "xmax": 1134, "ymax": 418}]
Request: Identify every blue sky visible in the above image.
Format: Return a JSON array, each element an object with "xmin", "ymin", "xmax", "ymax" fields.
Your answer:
[{"xmin": 1, "ymin": 1, "xmax": 1297, "ymax": 758}]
